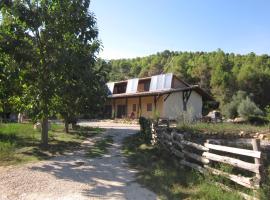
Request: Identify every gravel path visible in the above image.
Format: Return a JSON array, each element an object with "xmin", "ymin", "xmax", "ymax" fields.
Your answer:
[{"xmin": 0, "ymin": 122, "xmax": 157, "ymax": 200}]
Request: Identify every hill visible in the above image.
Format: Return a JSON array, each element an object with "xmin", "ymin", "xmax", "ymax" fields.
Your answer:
[{"xmin": 107, "ymin": 50, "xmax": 270, "ymax": 110}]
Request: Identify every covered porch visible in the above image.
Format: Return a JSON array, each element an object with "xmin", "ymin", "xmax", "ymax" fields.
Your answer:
[{"xmin": 104, "ymin": 95, "xmax": 164, "ymax": 119}]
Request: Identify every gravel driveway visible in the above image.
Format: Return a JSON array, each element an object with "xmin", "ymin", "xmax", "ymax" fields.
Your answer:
[{"xmin": 0, "ymin": 121, "xmax": 157, "ymax": 200}]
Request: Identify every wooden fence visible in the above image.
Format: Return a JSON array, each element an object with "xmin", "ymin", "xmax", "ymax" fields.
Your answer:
[{"xmin": 151, "ymin": 123, "xmax": 265, "ymax": 200}]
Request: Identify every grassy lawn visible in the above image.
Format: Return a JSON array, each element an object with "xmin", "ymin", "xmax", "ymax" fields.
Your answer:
[
  {"xmin": 122, "ymin": 133, "xmax": 243, "ymax": 200},
  {"xmin": 85, "ymin": 135, "xmax": 113, "ymax": 158},
  {"xmin": 0, "ymin": 123, "xmax": 102, "ymax": 166},
  {"xmin": 177, "ymin": 122, "xmax": 269, "ymax": 136}
]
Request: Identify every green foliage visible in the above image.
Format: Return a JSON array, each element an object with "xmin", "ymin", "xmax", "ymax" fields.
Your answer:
[
  {"xmin": 0, "ymin": 123, "xmax": 102, "ymax": 166},
  {"xmin": 223, "ymin": 91, "xmax": 263, "ymax": 119},
  {"xmin": 223, "ymin": 91, "xmax": 248, "ymax": 118},
  {"xmin": 237, "ymin": 97, "xmax": 263, "ymax": 119},
  {"xmin": 138, "ymin": 117, "xmax": 152, "ymax": 143},
  {"xmin": 0, "ymin": 1, "xmax": 106, "ymax": 143},
  {"xmin": 247, "ymin": 115, "xmax": 269, "ymax": 125},
  {"xmin": 265, "ymin": 105, "xmax": 270, "ymax": 121},
  {"xmin": 176, "ymin": 108, "xmax": 194, "ymax": 126},
  {"xmin": 86, "ymin": 135, "xmax": 113, "ymax": 158},
  {"xmin": 177, "ymin": 122, "xmax": 268, "ymax": 135}
]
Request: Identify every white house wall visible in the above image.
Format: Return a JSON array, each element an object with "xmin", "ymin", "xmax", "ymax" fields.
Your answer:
[{"xmin": 162, "ymin": 91, "xmax": 202, "ymax": 120}]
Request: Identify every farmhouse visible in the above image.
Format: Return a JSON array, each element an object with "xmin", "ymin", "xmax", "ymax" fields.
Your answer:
[{"xmin": 105, "ymin": 73, "xmax": 212, "ymax": 119}]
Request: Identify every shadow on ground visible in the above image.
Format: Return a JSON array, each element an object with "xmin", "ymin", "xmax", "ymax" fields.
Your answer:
[{"xmin": 30, "ymin": 127, "xmax": 156, "ymax": 199}]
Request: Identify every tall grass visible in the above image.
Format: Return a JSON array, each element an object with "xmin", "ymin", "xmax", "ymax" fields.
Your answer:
[
  {"xmin": 122, "ymin": 132, "xmax": 242, "ymax": 199},
  {"xmin": 177, "ymin": 122, "xmax": 269, "ymax": 135},
  {"xmin": 0, "ymin": 123, "xmax": 102, "ymax": 165}
]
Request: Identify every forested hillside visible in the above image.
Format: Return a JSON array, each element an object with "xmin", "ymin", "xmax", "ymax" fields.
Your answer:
[{"xmin": 108, "ymin": 50, "xmax": 270, "ymax": 112}]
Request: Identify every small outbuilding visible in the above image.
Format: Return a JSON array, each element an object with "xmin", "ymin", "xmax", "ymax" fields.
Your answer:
[{"xmin": 104, "ymin": 73, "xmax": 212, "ymax": 120}]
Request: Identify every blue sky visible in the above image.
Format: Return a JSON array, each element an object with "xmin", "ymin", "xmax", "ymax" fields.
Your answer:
[{"xmin": 91, "ymin": 0, "xmax": 270, "ymax": 59}]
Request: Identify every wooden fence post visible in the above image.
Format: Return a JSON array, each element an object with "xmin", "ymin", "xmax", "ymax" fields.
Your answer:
[
  {"xmin": 166, "ymin": 119, "xmax": 170, "ymax": 128},
  {"xmin": 252, "ymin": 139, "xmax": 262, "ymax": 182},
  {"xmin": 151, "ymin": 122, "xmax": 157, "ymax": 145}
]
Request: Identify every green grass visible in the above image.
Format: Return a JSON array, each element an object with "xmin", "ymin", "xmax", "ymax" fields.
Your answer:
[
  {"xmin": 177, "ymin": 122, "xmax": 269, "ymax": 136},
  {"xmin": 0, "ymin": 123, "xmax": 102, "ymax": 166},
  {"xmin": 86, "ymin": 135, "xmax": 113, "ymax": 158},
  {"xmin": 122, "ymin": 133, "xmax": 243, "ymax": 200}
]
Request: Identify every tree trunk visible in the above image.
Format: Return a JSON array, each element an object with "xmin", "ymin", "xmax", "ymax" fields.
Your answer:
[
  {"xmin": 41, "ymin": 117, "xmax": 49, "ymax": 146},
  {"xmin": 64, "ymin": 120, "xmax": 69, "ymax": 133}
]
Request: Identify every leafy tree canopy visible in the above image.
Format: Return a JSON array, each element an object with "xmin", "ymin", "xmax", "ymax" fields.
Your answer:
[{"xmin": 0, "ymin": 0, "xmax": 107, "ymax": 144}]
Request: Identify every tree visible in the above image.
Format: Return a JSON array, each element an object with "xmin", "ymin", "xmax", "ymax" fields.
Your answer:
[
  {"xmin": 223, "ymin": 91, "xmax": 247, "ymax": 118},
  {"xmin": 237, "ymin": 97, "xmax": 263, "ymax": 119},
  {"xmin": 57, "ymin": 58, "xmax": 110, "ymax": 133},
  {"xmin": 0, "ymin": 0, "xmax": 102, "ymax": 145}
]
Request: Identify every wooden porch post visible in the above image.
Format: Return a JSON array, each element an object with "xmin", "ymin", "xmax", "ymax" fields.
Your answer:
[
  {"xmin": 113, "ymin": 99, "xmax": 116, "ymax": 118},
  {"xmin": 139, "ymin": 96, "xmax": 142, "ymax": 117},
  {"xmin": 154, "ymin": 96, "xmax": 157, "ymax": 110},
  {"xmin": 183, "ymin": 90, "xmax": 192, "ymax": 111},
  {"xmin": 126, "ymin": 97, "xmax": 128, "ymax": 118}
]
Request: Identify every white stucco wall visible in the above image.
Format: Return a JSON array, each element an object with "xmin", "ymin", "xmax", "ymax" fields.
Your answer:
[{"xmin": 162, "ymin": 91, "xmax": 202, "ymax": 120}]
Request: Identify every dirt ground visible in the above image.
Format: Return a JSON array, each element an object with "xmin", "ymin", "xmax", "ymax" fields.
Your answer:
[{"xmin": 0, "ymin": 121, "xmax": 157, "ymax": 200}]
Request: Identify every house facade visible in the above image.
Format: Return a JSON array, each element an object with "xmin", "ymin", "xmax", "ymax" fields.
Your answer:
[{"xmin": 104, "ymin": 73, "xmax": 212, "ymax": 120}]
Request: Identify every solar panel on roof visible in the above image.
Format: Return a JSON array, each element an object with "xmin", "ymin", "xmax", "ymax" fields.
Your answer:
[
  {"xmin": 106, "ymin": 82, "xmax": 114, "ymax": 95},
  {"xmin": 126, "ymin": 78, "xmax": 139, "ymax": 93},
  {"xmin": 164, "ymin": 73, "xmax": 173, "ymax": 89},
  {"xmin": 149, "ymin": 73, "xmax": 173, "ymax": 91}
]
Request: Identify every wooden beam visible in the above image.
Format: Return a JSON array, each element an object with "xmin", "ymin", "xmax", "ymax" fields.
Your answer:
[
  {"xmin": 203, "ymin": 152, "xmax": 261, "ymax": 174},
  {"xmin": 181, "ymin": 140, "xmax": 209, "ymax": 151},
  {"xmin": 214, "ymin": 182, "xmax": 259, "ymax": 200},
  {"xmin": 172, "ymin": 140, "xmax": 184, "ymax": 150},
  {"xmin": 180, "ymin": 160, "xmax": 206, "ymax": 173},
  {"xmin": 182, "ymin": 150, "xmax": 210, "ymax": 164},
  {"xmin": 171, "ymin": 147, "xmax": 184, "ymax": 158},
  {"xmin": 182, "ymin": 89, "xmax": 192, "ymax": 111},
  {"xmin": 205, "ymin": 166, "xmax": 259, "ymax": 189},
  {"xmin": 112, "ymin": 99, "xmax": 116, "ymax": 118},
  {"xmin": 125, "ymin": 97, "xmax": 128, "ymax": 118},
  {"xmin": 207, "ymin": 138, "xmax": 270, "ymax": 150},
  {"xmin": 154, "ymin": 96, "xmax": 157, "ymax": 110},
  {"xmin": 252, "ymin": 139, "xmax": 262, "ymax": 181},
  {"xmin": 139, "ymin": 96, "xmax": 142, "ymax": 117},
  {"xmin": 163, "ymin": 93, "xmax": 171, "ymax": 102},
  {"xmin": 204, "ymin": 143, "xmax": 261, "ymax": 158}
]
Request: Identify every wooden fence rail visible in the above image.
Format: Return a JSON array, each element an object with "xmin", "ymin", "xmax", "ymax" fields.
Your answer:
[{"xmin": 152, "ymin": 123, "xmax": 264, "ymax": 200}]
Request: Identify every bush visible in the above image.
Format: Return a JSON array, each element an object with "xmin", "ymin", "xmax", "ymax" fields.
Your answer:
[
  {"xmin": 265, "ymin": 105, "xmax": 270, "ymax": 121},
  {"xmin": 247, "ymin": 115, "xmax": 269, "ymax": 125},
  {"xmin": 139, "ymin": 117, "xmax": 151, "ymax": 143},
  {"xmin": 237, "ymin": 97, "xmax": 263, "ymax": 119},
  {"xmin": 222, "ymin": 90, "xmax": 247, "ymax": 119},
  {"xmin": 223, "ymin": 91, "xmax": 264, "ymax": 120},
  {"xmin": 223, "ymin": 101, "xmax": 238, "ymax": 119}
]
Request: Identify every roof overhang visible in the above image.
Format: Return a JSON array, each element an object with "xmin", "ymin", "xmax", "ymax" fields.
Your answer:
[{"xmin": 108, "ymin": 85, "xmax": 214, "ymax": 101}]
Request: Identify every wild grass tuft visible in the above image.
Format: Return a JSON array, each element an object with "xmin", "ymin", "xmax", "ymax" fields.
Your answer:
[
  {"xmin": 86, "ymin": 135, "xmax": 113, "ymax": 158},
  {"xmin": 122, "ymin": 132, "xmax": 243, "ymax": 199},
  {"xmin": 0, "ymin": 123, "xmax": 102, "ymax": 166},
  {"xmin": 177, "ymin": 122, "xmax": 269, "ymax": 135}
]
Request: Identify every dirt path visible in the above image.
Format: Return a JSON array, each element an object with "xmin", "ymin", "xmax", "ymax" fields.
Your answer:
[{"xmin": 0, "ymin": 122, "xmax": 157, "ymax": 200}]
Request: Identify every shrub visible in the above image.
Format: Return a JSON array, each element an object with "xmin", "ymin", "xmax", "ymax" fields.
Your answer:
[
  {"xmin": 265, "ymin": 105, "xmax": 270, "ymax": 121},
  {"xmin": 139, "ymin": 117, "xmax": 151, "ymax": 143},
  {"xmin": 237, "ymin": 97, "xmax": 263, "ymax": 119},
  {"xmin": 222, "ymin": 90, "xmax": 247, "ymax": 119},
  {"xmin": 176, "ymin": 107, "xmax": 194, "ymax": 126},
  {"xmin": 0, "ymin": 141, "xmax": 15, "ymax": 161},
  {"xmin": 247, "ymin": 115, "xmax": 269, "ymax": 125},
  {"xmin": 223, "ymin": 101, "xmax": 238, "ymax": 119}
]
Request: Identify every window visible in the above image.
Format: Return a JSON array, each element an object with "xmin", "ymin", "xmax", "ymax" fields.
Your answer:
[
  {"xmin": 147, "ymin": 103, "xmax": 152, "ymax": 111},
  {"xmin": 132, "ymin": 104, "xmax": 136, "ymax": 112},
  {"xmin": 144, "ymin": 81, "xmax": 150, "ymax": 91}
]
